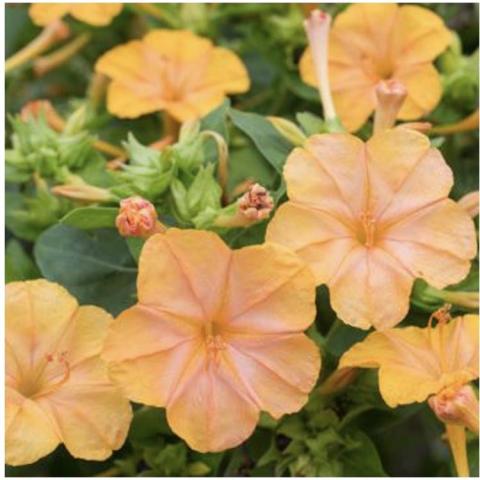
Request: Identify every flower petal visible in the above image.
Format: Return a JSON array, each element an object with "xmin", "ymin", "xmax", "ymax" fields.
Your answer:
[
  {"xmin": 29, "ymin": 3, "xmax": 69, "ymax": 26},
  {"xmin": 106, "ymin": 339, "xmax": 200, "ymax": 407},
  {"xmin": 225, "ymin": 333, "xmax": 320, "ymax": 418},
  {"xmin": 366, "ymin": 129, "xmax": 445, "ymax": 219},
  {"xmin": 201, "ymin": 47, "xmax": 250, "ymax": 93},
  {"xmin": 138, "ymin": 229, "xmax": 232, "ymax": 321},
  {"xmin": 70, "ymin": 4, "xmax": 122, "ymax": 26},
  {"xmin": 144, "ymin": 29, "xmax": 212, "ymax": 61},
  {"xmin": 38, "ymin": 385, "xmax": 132, "ymax": 461},
  {"xmin": 223, "ymin": 242, "xmax": 316, "ymax": 333},
  {"xmin": 391, "ymin": 5, "xmax": 452, "ymax": 65},
  {"xmin": 165, "ymin": 90, "xmax": 225, "ymax": 122},
  {"xmin": 396, "ymin": 63, "xmax": 443, "ymax": 120},
  {"xmin": 381, "ymin": 199, "xmax": 477, "ymax": 289},
  {"xmin": 6, "ymin": 280, "xmax": 77, "ymax": 372},
  {"xmin": 266, "ymin": 202, "xmax": 357, "ymax": 284},
  {"xmin": 329, "ymin": 246, "xmax": 413, "ymax": 329},
  {"xmin": 6, "ymin": 388, "xmax": 60, "ymax": 466},
  {"xmin": 166, "ymin": 355, "xmax": 259, "ymax": 452}
]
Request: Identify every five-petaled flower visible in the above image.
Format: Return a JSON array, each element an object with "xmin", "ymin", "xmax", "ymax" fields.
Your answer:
[
  {"xmin": 95, "ymin": 29, "xmax": 250, "ymax": 122},
  {"xmin": 102, "ymin": 229, "xmax": 320, "ymax": 452},
  {"xmin": 266, "ymin": 128, "xmax": 477, "ymax": 330},
  {"xmin": 5, "ymin": 280, "xmax": 132, "ymax": 466},
  {"xmin": 29, "ymin": 3, "xmax": 123, "ymax": 27},
  {"xmin": 300, "ymin": 4, "xmax": 452, "ymax": 131},
  {"xmin": 338, "ymin": 312, "xmax": 478, "ymax": 407}
]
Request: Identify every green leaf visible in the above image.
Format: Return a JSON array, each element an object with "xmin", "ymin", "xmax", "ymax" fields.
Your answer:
[
  {"xmin": 5, "ymin": 239, "xmax": 40, "ymax": 282},
  {"xmin": 201, "ymin": 99, "xmax": 231, "ymax": 140},
  {"xmin": 340, "ymin": 431, "xmax": 386, "ymax": 476},
  {"xmin": 60, "ymin": 207, "xmax": 118, "ymax": 230},
  {"xmin": 296, "ymin": 111, "xmax": 324, "ymax": 136},
  {"xmin": 129, "ymin": 407, "xmax": 172, "ymax": 449},
  {"xmin": 229, "ymin": 108, "xmax": 294, "ymax": 173},
  {"xmin": 34, "ymin": 225, "xmax": 137, "ymax": 315}
]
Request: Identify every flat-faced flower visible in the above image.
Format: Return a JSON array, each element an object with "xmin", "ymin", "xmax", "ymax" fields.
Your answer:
[
  {"xmin": 102, "ymin": 229, "xmax": 320, "ymax": 452},
  {"xmin": 300, "ymin": 4, "xmax": 452, "ymax": 132},
  {"xmin": 266, "ymin": 128, "xmax": 477, "ymax": 329},
  {"xmin": 6, "ymin": 280, "xmax": 132, "ymax": 466},
  {"xmin": 29, "ymin": 3, "xmax": 123, "ymax": 27},
  {"xmin": 338, "ymin": 311, "xmax": 478, "ymax": 476},
  {"xmin": 95, "ymin": 29, "xmax": 250, "ymax": 122}
]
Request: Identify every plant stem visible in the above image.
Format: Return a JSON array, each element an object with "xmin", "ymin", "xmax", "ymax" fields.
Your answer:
[{"xmin": 446, "ymin": 424, "xmax": 469, "ymax": 477}]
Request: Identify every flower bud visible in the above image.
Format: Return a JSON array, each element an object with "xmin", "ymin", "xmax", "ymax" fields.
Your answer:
[
  {"xmin": 20, "ymin": 100, "xmax": 65, "ymax": 132},
  {"xmin": 429, "ymin": 384, "xmax": 479, "ymax": 434},
  {"xmin": 51, "ymin": 184, "xmax": 114, "ymax": 203},
  {"xmin": 238, "ymin": 183, "xmax": 274, "ymax": 221},
  {"xmin": 268, "ymin": 116, "xmax": 307, "ymax": 146},
  {"xmin": 373, "ymin": 79, "xmax": 407, "ymax": 133},
  {"xmin": 318, "ymin": 367, "xmax": 359, "ymax": 396},
  {"xmin": 115, "ymin": 196, "xmax": 165, "ymax": 238}
]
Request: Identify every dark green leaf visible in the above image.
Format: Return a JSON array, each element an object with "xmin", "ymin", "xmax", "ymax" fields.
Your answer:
[
  {"xmin": 5, "ymin": 239, "xmax": 40, "ymax": 282},
  {"xmin": 60, "ymin": 207, "xmax": 118, "ymax": 230}
]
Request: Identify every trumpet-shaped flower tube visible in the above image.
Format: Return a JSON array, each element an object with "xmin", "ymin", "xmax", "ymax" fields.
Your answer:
[
  {"xmin": 29, "ymin": 3, "xmax": 123, "ymax": 27},
  {"xmin": 266, "ymin": 129, "xmax": 477, "ymax": 329},
  {"xmin": 300, "ymin": 4, "xmax": 452, "ymax": 131},
  {"xmin": 102, "ymin": 229, "xmax": 320, "ymax": 452},
  {"xmin": 95, "ymin": 29, "xmax": 250, "ymax": 122},
  {"xmin": 5, "ymin": 280, "xmax": 132, "ymax": 466}
]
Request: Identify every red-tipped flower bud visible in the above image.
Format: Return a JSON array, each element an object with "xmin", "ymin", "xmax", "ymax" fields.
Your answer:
[
  {"xmin": 238, "ymin": 183, "xmax": 274, "ymax": 221},
  {"xmin": 116, "ymin": 196, "xmax": 164, "ymax": 238}
]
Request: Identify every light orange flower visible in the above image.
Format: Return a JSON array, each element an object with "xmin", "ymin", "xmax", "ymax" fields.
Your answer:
[
  {"xmin": 339, "ymin": 313, "xmax": 478, "ymax": 407},
  {"xmin": 95, "ymin": 29, "xmax": 250, "ymax": 121},
  {"xmin": 266, "ymin": 128, "xmax": 477, "ymax": 329},
  {"xmin": 29, "ymin": 3, "xmax": 122, "ymax": 27},
  {"xmin": 339, "ymin": 312, "xmax": 478, "ymax": 476},
  {"xmin": 300, "ymin": 4, "xmax": 452, "ymax": 131},
  {"xmin": 102, "ymin": 229, "xmax": 320, "ymax": 452},
  {"xmin": 6, "ymin": 280, "xmax": 132, "ymax": 466}
]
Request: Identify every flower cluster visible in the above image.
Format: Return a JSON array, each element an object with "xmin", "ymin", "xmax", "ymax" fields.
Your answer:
[{"xmin": 4, "ymin": 2, "xmax": 479, "ymax": 478}]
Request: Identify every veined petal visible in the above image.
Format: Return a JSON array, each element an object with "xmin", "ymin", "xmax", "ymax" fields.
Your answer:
[
  {"xmin": 70, "ymin": 4, "xmax": 122, "ymax": 26},
  {"xmin": 6, "ymin": 281, "xmax": 77, "ymax": 373},
  {"xmin": 102, "ymin": 304, "xmax": 198, "ymax": 363},
  {"xmin": 224, "ymin": 333, "xmax": 320, "ymax": 418},
  {"xmin": 222, "ymin": 242, "xmax": 316, "ymax": 333},
  {"xmin": 381, "ymin": 199, "xmax": 477, "ymax": 288},
  {"xmin": 165, "ymin": 90, "xmax": 225, "ymax": 122},
  {"xmin": 166, "ymin": 356, "xmax": 259, "ymax": 453},
  {"xmin": 38, "ymin": 385, "xmax": 132, "ymax": 461},
  {"xmin": 29, "ymin": 3, "xmax": 69, "ymax": 26},
  {"xmin": 391, "ymin": 5, "xmax": 452, "ymax": 65},
  {"xmin": 266, "ymin": 202, "xmax": 357, "ymax": 284},
  {"xmin": 329, "ymin": 246, "xmax": 413, "ymax": 330},
  {"xmin": 6, "ymin": 388, "xmax": 60, "ymax": 466},
  {"xmin": 138, "ymin": 229, "xmax": 232, "ymax": 321},
  {"xmin": 396, "ymin": 63, "xmax": 443, "ymax": 120},
  {"xmin": 365, "ymin": 129, "xmax": 445, "ymax": 219}
]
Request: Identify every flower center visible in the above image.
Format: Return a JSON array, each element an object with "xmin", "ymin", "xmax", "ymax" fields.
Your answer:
[
  {"xmin": 203, "ymin": 323, "xmax": 225, "ymax": 363},
  {"xmin": 358, "ymin": 211, "xmax": 376, "ymax": 247},
  {"xmin": 17, "ymin": 351, "xmax": 70, "ymax": 399}
]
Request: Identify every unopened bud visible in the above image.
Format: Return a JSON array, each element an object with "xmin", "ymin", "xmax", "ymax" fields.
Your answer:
[
  {"xmin": 397, "ymin": 122, "xmax": 432, "ymax": 134},
  {"xmin": 373, "ymin": 79, "xmax": 407, "ymax": 133},
  {"xmin": 318, "ymin": 367, "xmax": 359, "ymax": 396},
  {"xmin": 52, "ymin": 184, "xmax": 114, "ymax": 203},
  {"xmin": 268, "ymin": 116, "xmax": 307, "ymax": 146},
  {"xmin": 304, "ymin": 9, "xmax": 336, "ymax": 122},
  {"xmin": 238, "ymin": 183, "xmax": 274, "ymax": 221},
  {"xmin": 429, "ymin": 384, "xmax": 479, "ymax": 434},
  {"xmin": 20, "ymin": 99, "xmax": 65, "ymax": 132},
  {"xmin": 116, "ymin": 196, "xmax": 166, "ymax": 238}
]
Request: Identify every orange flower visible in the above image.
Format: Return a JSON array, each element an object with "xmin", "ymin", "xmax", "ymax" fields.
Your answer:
[
  {"xmin": 339, "ymin": 313, "xmax": 478, "ymax": 407},
  {"xmin": 95, "ymin": 29, "xmax": 250, "ymax": 121},
  {"xmin": 6, "ymin": 280, "xmax": 132, "ymax": 466},
  {"xmin": 266, "ymin": 128, "xmax": 477, "ymax": 329},
  {"xmin": 339, "ymin": 312, "xmax": 478, "ymax": 476},
  {"xmin": 300, "ymin": 4, "xmax": 452, "ymax": 131},
  {"xmin": 29, "ymin": 3, "xmax": 122, "ymax": 27},
  {"xmin": 102, "ymin": 229, "xmax": 320, "ymax": 452}
]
